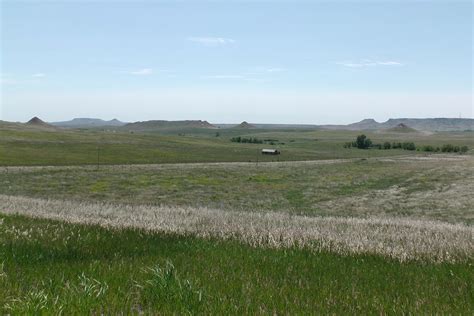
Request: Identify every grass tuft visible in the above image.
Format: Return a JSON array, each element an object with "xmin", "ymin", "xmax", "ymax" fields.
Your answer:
[{"xmin": 140, "ymin": 261, "xmax": 204, "ymax": 313}]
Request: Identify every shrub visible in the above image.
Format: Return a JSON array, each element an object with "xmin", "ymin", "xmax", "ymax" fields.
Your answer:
[
  {"xmin": 392, "ymin": 142, "xmax": 402, "ymax": 149},
  {"xmin": 383, "ymin": 142, "xmax": 391, "ymax": 149},
  {"xmin": 438, "ymin": 144, "xmax": 469, "ymax": 153},
  {"xmin": 402, "ymin": 142, "xmax": 416, "ymax": 151},
  {"xmin": 355, "ymin": 134, "xmax": 372, "ymax": 149},
  {"xmin": 231, "ymin": 137, "xmax": 263, "ymax": 144},
  {"xmin": 441, "ymin": 144, "xmax": 454, "ymax": 152}
]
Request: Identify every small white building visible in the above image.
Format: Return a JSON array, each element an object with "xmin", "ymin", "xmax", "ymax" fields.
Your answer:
[{"xmin": 261, "ymin": 149, "xmax": 280, "ymax": 155}]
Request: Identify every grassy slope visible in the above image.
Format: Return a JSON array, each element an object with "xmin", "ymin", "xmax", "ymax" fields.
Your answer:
[
  {"xmin": 2, "ymin": 157, "xmax": 473, "ymax": 223},
  {"xmin": 0, "ymin": 214, "xmax": 472, "ymax": 314},
  {"xmin": 1, "ymin": 125, "xmax": 473, "ymax": 166}
]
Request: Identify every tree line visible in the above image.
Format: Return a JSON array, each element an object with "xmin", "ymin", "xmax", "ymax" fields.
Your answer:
[
  {"xmin": 231, "ymin": 136, "xmax": 283, "ymax": 145},
  {"xmin": 344, "ymin": 134, "xmax": 469, "ymax": 153},
  {"xmin": 231, "ymin": 136, "xmax": 264, "ymax": 144}
]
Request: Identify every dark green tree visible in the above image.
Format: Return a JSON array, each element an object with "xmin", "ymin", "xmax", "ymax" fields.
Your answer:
[{"xmin": 355, "ymin": 134, "xmax": 372, "ymax": 149}]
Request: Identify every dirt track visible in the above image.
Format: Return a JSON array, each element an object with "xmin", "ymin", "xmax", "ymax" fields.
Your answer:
[{"xmin": 1, "ymin": 154, "xmax": 470, "ymax": 173}]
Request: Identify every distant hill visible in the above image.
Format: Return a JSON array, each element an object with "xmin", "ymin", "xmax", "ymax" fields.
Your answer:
[
  {"xmin": 2, "ymin": 117, "xmax": 472, "ymax": 132},
  {"xmin": 123, "ymin": 120, "xmax": 216, "ymax": 131},
  {"xmin": 347, "ymin": 119, "xmax": 380, "ymax": 130},
  {"xmin": 235, "ymin": 121, "xmax": 256, "ymax": 129},
  {"xmin": 0, "ymin": 120, "xmax": 20, "ymax": 128},
  {"xmin": 214, "ymin": 123, "xmax": 319, "ymax": 129},
  {"xmin": 385, "ymin": 123, "xmax": 418, "ymax": 133},
  {"xmin": 321, "ymin": 118, "xmax": 474, "ymax": 132},
  {"xmin": 25, "ymin": 117, "xmax": 57, "ymax": 130},
  {"xmin": 379, "ymin": 118, "xmax": 473, "ymax": 132},
  {"xmin": 27, "ymin": 116, "xmax": 47, "ymax": 125},
  {"xmin": 217, "ymin": 118, "xmax": 473, "ymax": 131},
  {"xmin": 51, "ymin": 118, "xmax": 126, "ymax": 128}
]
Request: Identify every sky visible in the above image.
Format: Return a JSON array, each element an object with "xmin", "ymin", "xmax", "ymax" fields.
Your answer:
[{"xmin": 0, "ymin": 0, "xmax": 472, "ymax": 124}]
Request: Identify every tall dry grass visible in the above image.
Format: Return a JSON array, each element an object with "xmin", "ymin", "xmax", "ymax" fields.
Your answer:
[{"xmin": 1, "ymin": 194, "xmax": 472, "ymax": 263}]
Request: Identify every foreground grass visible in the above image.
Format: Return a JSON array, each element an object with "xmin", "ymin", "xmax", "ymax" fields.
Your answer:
[
  {"xmin": 3, "ymin": 194, "xmax": 472, "ymax": 262},
  {"xmin": 0, "ymin": 214, "xmax": 473, "ymax": 314}
]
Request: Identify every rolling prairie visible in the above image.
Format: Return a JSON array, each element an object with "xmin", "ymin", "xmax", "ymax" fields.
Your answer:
[
  {"xmin": 2, "ymin": 155, "xmax": 472, "ymax": 223},
  {"xmin": 1, "ymin": 123, "xmax": 473, "ymax": 166},
  {"xmin": 0, "ymin": 126, "xmax": 473, "ymax": 313}
]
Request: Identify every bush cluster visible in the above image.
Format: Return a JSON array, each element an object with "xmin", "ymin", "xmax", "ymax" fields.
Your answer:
[
  {"xmin": 343, "ymin": 135, "xmax": 372, "ymax": 149},
  {"xmin": 231, "ymin": 137, "xmax": 284, "ymax": 145},
  {"xmin": 263, "ymin": 139, "xmax": 280, "ymax": 145},
  {"xmin": 343, "ymin": 135, "xmax": 469, "ymax": 154},
  {"xmin": 441, "ymin": 144, "xmax": 468, "ymax": 153},
  {"xmin": 417, "ymin": 144, "xmax": 468, "ymax": 153},
  {"xmin": 343, "ymin": 135, "xmax": 416, "ymax": 151},
  {"xmin": 231, "ymin": 137, "xmax": 263, "ymax": 144}
]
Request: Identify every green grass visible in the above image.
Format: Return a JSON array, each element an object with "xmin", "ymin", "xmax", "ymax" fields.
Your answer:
[
  {"xmin": 1, "ymin": 125, "xmax": 472, "ymax": 166},
  {"xmin": 0, "ymin": 214, "xmax": 472, "ymax": 314},
  {"xmin": 2, "ymin": 157, "xmax": 472, "ymax": 223},
  {"xmin": 1, "ymin": 125, "xmax": 473, "ymax": 313}
]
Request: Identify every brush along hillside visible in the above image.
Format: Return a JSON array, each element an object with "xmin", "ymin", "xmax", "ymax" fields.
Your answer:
[{"xmin": 0, "ymin": 123, "xmax": 473, "ymax": 314}]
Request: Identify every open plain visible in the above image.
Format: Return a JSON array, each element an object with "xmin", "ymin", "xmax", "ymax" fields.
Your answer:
[
  {"xmin": 3, "ymin": 1, "xmax": 473, "ymax": 313},
  {"xmin": 0, "ymin": 123, "xmax": 473, "ymax": 313}
]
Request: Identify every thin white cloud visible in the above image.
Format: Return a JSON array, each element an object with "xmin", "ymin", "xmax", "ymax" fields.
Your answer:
[
  {"xmin": 200, "ymin": 74, "xmax": 268, "ymax": 83},
  {"xmin": 336, "ymin": 62, "xmax": 365, "ymax": 68},
  {"xmin": 376, "ymin": 61, "xmax": 403, "ymax": 66},
  {"xmin": 129, "ymin": 68, "xmax": 153, "ymax": 75},
  {"xmin": 32, "ymin": 73, "xmax": 46, "ymax": 78},
  {"xmin": 336, "ymin": 60, "xmax": 404, "ymax": 68},
  {"xmin": 201, "ymin": 75, "xmax": 245, "ymax": 79},
  {"xmin": 188, "ymin": 37, "xmax": 235, "ymax": 45},
  {"xmin": 249, "ymin": 67, "xmax": 287, "ymax": 75},
  {"xmin": 244, "ymin": 66, "xmax": 288, "ymax": 76}
]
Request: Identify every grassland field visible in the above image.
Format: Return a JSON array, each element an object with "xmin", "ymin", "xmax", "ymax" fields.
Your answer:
[
  {"xmin": 2, "ymin": 156, "xmax": 473, "ymax": 224},
  {"xmin": 1, "ymin": 124, "xmax": 473, "ymax": 165},
  {"xmin": 0, "ymin": 124, "xmax": 473, "ymax": 313}
]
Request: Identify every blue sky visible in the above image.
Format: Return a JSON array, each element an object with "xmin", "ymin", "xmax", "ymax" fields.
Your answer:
[{"xmin": 1, "ymin": 1, "xmax": 472, "ymax": 124}]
